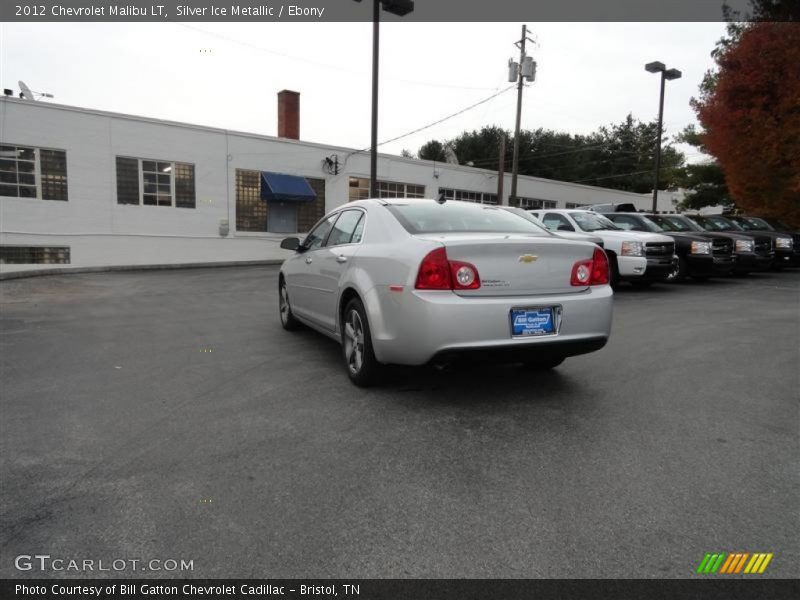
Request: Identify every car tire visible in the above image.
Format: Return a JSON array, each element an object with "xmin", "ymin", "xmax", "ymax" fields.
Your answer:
[
  {"xmin": 667, "ymin": 256, "xmax": 688, "ymax": 282},
  {"xmin": 523, "ymin": 356, "xmax": 565, "ymax": 370},
  {"xmin": 342, "ymin": 297, "xmax": 382, "ymax": 387},
  {"xmin": 279, "ymin": 279, "xmax": 300, "ymax": 331}
]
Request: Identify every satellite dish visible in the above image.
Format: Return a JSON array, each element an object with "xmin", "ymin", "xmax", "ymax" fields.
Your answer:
[{"xmin": 18, "ymin": 80, "xmax": 35, "ymax": 101}]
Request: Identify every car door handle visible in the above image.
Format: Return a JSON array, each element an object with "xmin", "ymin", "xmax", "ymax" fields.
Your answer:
[
  {"xmin": 305, "ymin": 257, "xmax": 313, "ymax": 264},
  {"xmin": 336, "ymin": 255, "xmax": 347, "ymax": 263}
]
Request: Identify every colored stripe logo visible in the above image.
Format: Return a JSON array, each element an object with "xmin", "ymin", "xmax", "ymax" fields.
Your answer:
[{"xmin": 696, "ymin": 552, "xmax": 773, "ymax": 574}]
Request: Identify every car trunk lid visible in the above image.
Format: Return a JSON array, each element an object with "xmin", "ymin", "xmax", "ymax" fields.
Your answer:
[{"xmin": 414, "ymin": 233, "xmax": 596, "ymax": 296}]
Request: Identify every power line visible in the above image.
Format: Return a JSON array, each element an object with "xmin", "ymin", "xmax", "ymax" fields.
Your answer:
[
  {"xmin": 567, "ymin": 154, "xmax": 704, "ymax": 184},
  {"xmin": 377, "ymin": 86, "xmax": 518, "ymax": 149},
  {"xmin": 344, "ymin": 85, "xmax": 517, "ymax": 160},
  {"xmin": 175, "ymin": 23, "xmax": 500, "ymax": 92},
  {"xmin": 462, "ymin": 132, "xmax": 667, "ymax": 167}
]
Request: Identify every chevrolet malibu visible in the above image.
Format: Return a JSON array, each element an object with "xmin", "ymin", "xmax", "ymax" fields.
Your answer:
[{"xmin": 278, "ymin": 198, "xmax": 613, "ymax": 386}]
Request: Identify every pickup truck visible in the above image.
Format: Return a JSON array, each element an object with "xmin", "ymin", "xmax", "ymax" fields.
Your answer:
[
  {"xmin": 660, "ymin": 214, "xmax": 773, "ymax": 275},
  {"xmin": 727, "ymin": 216, "xmax": 798, "ymax": 269},
  {"xmin": 689, "ymin": 215, "xmax": 776, "ymax": 272},
  {"xmin": 528, "ymin": 209, "xmax": 675, "ymax": 287},
  {"xmin": 604, "ymin": 212, "xmax": 734, "ymax": 281}
]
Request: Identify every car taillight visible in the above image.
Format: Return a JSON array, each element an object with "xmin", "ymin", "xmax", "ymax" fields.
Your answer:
[
  {"xmin": 415, "ymin": 247, "xmax": 481, "ymax": 290},
  {"xmin": 571, "ymin": 247, "xmax": 609, "ymax": 286},
  {"xmin": 590, "ymin": 247, "xmax": 610, "ymax": 284},
  {"xmin": 450, "ymin": 261, "xmax": 480, "ymax": 289}
]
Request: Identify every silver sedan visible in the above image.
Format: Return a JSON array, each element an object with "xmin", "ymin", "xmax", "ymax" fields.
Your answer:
[{"xmin": 278, "ymin": 198, "xmax": 613, "ymax": 386}]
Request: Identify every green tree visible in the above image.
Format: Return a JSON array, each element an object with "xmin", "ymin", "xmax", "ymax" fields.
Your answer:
[
  {"xmin": 418, "ymin": 140, "xmax": 447, "ymax": 162},
  {"xmin": 417, "ymin": 116, "xmax": 685, "ymax": 194},
  {"xmin": 673, "ymin": 125, "xmax": 732, "ymax": 210}
]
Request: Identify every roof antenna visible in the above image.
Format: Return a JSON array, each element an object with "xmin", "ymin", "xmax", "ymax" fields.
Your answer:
[{"xmin": 435, "ymin": 191, "xmax": 446, "ymax": 204}]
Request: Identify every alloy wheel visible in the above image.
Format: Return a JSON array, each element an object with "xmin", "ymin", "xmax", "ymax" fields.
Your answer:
[
  {"xmin": 279, "ymin": 284, "xmax": 290, "ymax": 325},
  {"xmin": 343, "ymin": 309, "xmax": 365, "ymax": 375}
]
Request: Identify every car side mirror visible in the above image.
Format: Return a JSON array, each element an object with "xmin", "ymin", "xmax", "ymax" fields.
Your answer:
[
  {"xmin": 280, "ymin": 237, "xmax": 301, "ymax": 251},
  {"xmin": 557, "ymin": 224, "xmax": 573, "ymax": 232}
]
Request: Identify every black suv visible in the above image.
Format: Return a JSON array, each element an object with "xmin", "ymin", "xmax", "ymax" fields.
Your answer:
[
  {"xmin": 689, "ymin": 215, "xmax": 775, "ymax": 272},
  {"xmin": 605, "ymin": 212, "xmax": 733, "ymax": 281},
  {"xmin": 727, "ymin": 216, "xmax": 799, "ymax": 269}
]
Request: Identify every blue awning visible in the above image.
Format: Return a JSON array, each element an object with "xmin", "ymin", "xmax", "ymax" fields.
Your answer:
[{"xmin": 260, "ymin": 172, "xmax": 317, "ymax": 203}]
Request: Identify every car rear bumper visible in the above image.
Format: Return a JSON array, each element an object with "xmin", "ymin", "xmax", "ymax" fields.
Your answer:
[
  {"xmin": 431, "ymin": 336, "xmax": 608, "ymax": 365},
  {"xmin": 367, "ymin": 285, "xmax": 614, "ymax": 366}
]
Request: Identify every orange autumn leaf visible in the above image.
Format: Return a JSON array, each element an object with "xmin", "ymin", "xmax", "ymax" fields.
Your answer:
[{"xmin": 695, "ymin": 22, "xmax": 800, "ymax": 226}]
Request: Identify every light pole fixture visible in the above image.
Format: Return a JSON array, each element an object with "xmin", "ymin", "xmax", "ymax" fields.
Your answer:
[
  {"xmin": 354, "ymin": 0, "xmax": 415, "ymax": 198},
  {"xmin": 645, "ymin": 61, "xmax": 681, "ymax": 213}
]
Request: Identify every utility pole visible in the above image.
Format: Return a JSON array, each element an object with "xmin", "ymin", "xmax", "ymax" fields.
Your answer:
[
  {"xmin": 497, "ymin": 134, "xmax": 506, "ymax": 202},
  {"xmin": 508, "ymin": 25, "xmax": 536, "ymax": 205}
]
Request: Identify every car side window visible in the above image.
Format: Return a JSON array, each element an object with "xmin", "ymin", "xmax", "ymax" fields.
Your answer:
[
  {"xmin": 304, "ymin": 214, "xmax": 338, "ymax": 251},
  {"xmin": 325, "ymin": 210, "xmax": 364, "ymax": 247},
  {"xmin": 350, "ymin": 214, "xmax": 365, "ymax": 244},
  {"xmin": 542, "ymin": 213, "xmax": 574, "ymax": 232}
]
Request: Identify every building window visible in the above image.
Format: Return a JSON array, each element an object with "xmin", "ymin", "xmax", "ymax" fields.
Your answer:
[
  {"xmin": 0, "ymin": 144, "xmax": 68, "ymax": 201},
  {"xmin": 565, "ymin": 202, "xmax": 588, "ymax": 209},
  {"xmin": 348, "ymin": 177, "xmax": 425, "ymax": 201},
  {"xmin": 236, "ymin": 170, "xmax": 326, "ymax": 233},
  {"xmin": 439, "ymin": 187, "xmax": 498, "ymax": 205},
  {"xmin": 510, "ymin": 197, "xmax": 557, "ymax": 209},
  {"xmin": 115, "ymin": 156, "xmax": 195, "ymax": 208},
  {"xmin": 235, "ymin": 170, "xmax": 265, "ymax": 232},
  {"xmin": 0, "ymin": 246, "xmax": 70, "ymax": 264}
]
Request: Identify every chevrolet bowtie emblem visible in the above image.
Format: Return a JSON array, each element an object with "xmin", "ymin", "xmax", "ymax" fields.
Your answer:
[{"xmin": 518, "ymin": 254, "xmax": 538, "ymax": 263}]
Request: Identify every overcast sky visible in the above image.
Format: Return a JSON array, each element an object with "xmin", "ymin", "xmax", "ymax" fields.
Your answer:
[{"xmin": 1, "ymin": 22, "xmax": 726, "ymax": 162}]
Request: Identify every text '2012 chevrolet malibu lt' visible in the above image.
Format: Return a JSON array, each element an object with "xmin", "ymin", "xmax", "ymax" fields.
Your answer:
[{"xmin": 278, "ymin": 198, "xmax": 613, "ymax": 386}]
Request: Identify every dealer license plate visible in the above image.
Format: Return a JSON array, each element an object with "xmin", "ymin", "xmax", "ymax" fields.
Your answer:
[{"xmin": 511, "ymin": 308, "xmax": 556, "ymax": 337}]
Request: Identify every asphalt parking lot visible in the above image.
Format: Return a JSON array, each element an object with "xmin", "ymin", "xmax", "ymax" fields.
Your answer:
[{"xmin": 1, "ymin": 266, "xmax": 798, "ymax": 579}]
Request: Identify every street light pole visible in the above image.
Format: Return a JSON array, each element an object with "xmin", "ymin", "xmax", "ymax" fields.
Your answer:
[
  {"xmin": 652, "ymin": 72, "xmax": 666, "ymax": 214},
  {"xmin": 370, "ymin": 0, "xmax": 380, "ymax": 198},
  {"xmin": 354, "ymin": 0, "xmax": 414, "ymax": 198},
  {"xmin": 645, "ymin": 61, "xmax": 681, "ymax": 214}
]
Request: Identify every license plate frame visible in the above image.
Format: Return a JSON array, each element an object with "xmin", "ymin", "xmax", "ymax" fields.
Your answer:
[{"xmin": 510, "ymin": 306, "xmax": 560, "ymax": 338}]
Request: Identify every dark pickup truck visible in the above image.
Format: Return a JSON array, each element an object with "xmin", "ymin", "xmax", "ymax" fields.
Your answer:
[
  {"xmin": 660, "ymin": 214, "xmax": 771, "ymax": 275},
  {"xmin": 727, "ymin": 216, "xmax": 799, "ymax": 269},
  {"xmin": 604, "ymin": 213, "xmax": 733, "ymax": 281},
  {"xmin": 687, "ymin": 215, "xmax": 774, "ymax": 273}
]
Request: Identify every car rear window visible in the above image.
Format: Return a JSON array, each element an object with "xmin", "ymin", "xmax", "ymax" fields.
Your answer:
[{"xmin": 386, "ymin": 202, "xmax": 543, "ymax": 234}]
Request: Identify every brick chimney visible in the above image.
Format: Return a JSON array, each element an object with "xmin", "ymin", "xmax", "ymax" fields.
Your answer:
[{"xmin": 277, "ymin": 90, "xmax": 300, "ymax": 140}]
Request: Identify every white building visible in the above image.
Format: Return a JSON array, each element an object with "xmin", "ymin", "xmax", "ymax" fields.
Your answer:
[{"xmin": 0, "ymin": 92, "xmax": 671, "ymax": 276}]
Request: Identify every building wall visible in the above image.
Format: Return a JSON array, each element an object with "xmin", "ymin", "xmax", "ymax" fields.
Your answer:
[{"xmin": 1, "ymin": 98, "xmax": 669, "ymax": 274}]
